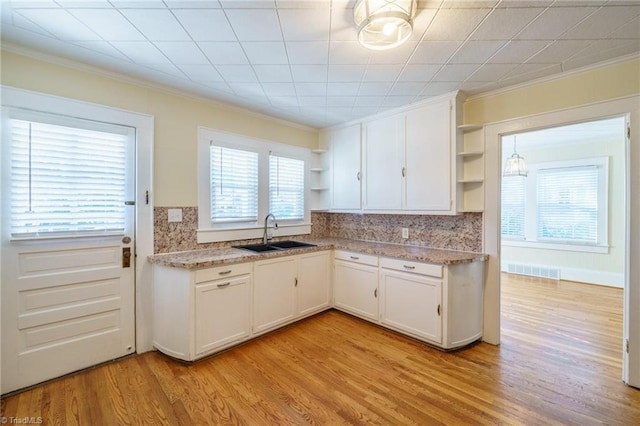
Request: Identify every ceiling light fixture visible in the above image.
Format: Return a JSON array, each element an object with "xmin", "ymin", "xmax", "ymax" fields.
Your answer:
[
  {"xmin": 354, "ymin": 0, "xmax": 417, "ymax": 51},
  {"xmin": 503, "ymin": 136, "xmax": 528, "ymax": 177}
]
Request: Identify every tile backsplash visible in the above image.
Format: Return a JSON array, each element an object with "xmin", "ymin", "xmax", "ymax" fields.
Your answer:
[{"xmin": 154, "ymin": 207, "xmax": 482, "ymax": 254}]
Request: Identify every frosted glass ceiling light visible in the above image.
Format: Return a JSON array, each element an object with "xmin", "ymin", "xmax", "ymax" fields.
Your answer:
[
  {"xmin": 503, "ymin": 136, "xmax": 528, "ymax": 177},
  {"xmin": 354, "ymin": 0, "xmax": 416, "ymax": 51}
]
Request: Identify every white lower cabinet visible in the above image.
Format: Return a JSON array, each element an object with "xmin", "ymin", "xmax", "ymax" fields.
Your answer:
[
  {"xmin": 153, "ymin": 262, "xmax": 253, "ymax": 361},
  {"xmin": 333, "ymin": 250, "xmax": 379, "ymax": 321},
  {"xmin": 297, "ymin": 251, "xmax": 332, "ymax": 317},
  {"xmin": 379, "ymin": 257, "xmax": 484, "ymax": 349}
]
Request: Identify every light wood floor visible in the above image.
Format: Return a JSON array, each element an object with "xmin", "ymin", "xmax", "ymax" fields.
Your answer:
[{"xmin": 2, "ymin": 274, "xmax": 639, "ymax": 425}]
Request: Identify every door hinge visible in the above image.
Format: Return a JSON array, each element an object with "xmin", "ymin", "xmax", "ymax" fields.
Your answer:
[{"xmin": 146, "ymin": 190, "xmax": 150, "ymax": 205}]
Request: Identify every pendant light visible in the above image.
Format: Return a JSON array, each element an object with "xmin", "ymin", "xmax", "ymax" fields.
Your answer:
[
  {"xmin": 353, "ymin": 0, "xmax": 417, "ymax": 51},
  {"xmin": 503, "ymin": 136, "xmax": 528, "ymax": 177}
]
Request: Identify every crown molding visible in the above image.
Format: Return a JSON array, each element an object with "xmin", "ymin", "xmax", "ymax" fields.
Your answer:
[
  {"xmin": 465, "ymin": 53, "xmax": 640, "ymax": 102},
  {"xmin": 0, "ymin": 42, "xmax": 318, "ymax": 133}
]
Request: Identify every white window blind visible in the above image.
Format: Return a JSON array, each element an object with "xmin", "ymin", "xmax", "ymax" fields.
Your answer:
[
  {"xmin": 501, "ymin": 176, "xmax": 526, "ymax": 239},
  {"xmin": 537, "ymin": 165, "xmax": 599, "ymax": 243},
  {"xmin": 10, "ymin": 118, "xmax": 128, "ymax": 238},
  {"xmin": 210, "ymin": 144, "xmax": 259, "ymax": 223},
  {"xmin": 269, "ymin": 155, "xmax": 305, "ymax": 221}
]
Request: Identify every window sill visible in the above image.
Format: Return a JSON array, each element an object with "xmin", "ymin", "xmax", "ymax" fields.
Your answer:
[
  {"xmin": 197, "ymin": 223, "xmax": 311, "ymax": 244},
  {"xmin": 502, "ymin": 239, "xmax": 609, "ymax": 254}
]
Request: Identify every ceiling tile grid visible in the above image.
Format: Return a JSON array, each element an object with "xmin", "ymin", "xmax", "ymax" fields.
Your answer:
[{"xmin": 1, "ymin": 0, "xmax": 639, "ymax": 128}]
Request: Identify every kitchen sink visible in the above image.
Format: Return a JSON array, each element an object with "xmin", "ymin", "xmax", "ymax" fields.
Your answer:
[{"xmin": 234, "ymin": 240, "xmax": 316, "ymax": 253}]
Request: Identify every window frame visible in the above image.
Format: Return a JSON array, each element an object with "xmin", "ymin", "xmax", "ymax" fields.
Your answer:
[
  {"xmin": 502, "ymin": 156, "xmax": 609, "ymax": 253},
  {"xmin": 197, "ymin": 127, "xmax": 311, "ymax": 243}
]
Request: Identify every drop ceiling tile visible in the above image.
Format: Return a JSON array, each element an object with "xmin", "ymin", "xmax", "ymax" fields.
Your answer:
[
  {"xmin": 329, "ymin": 41, "xmax": 370, "ymax": 64},
  {"xmin": 389, "ymin": 82, "xmax": 427, "ymax": 96},
  {"xmin": 328, "ymin": 64, "xmax": 366, "ymax": 81},
  {"xmin": 216, "ymin": 65, "xmax": 258, "ymax": 82},
  {"xmin": 10, "ymin": 1, "xmax": 61, "ymax": 8},
  {"xmin": 278, "ymin": 8, "xmax": 330, "ymax": 41},
  {"xmin": 142, "ymin": 63, "xmax": 188, "ymax": 79},
  {"xmin": 109, "ymin": 1, "xmax": 167, "ymax": 7},
  {"xmin": 368, "ymin": 41, "xmax": 418, "ymax": 64},
  {"xmin": 465, "ymin": 63, "xmax": 518, "ymax": 81},
  {"xmin": 164, "ymin": 0, "xmax": 221, "ymax": 7},
  {"xmin": 409, "ymin": 41, "xmax": 462, "ymax": 64},
  {"xmin": 383, "ymin": 96, "xmax": 416, "ymax": 107},
  {"xmin": 269, "ymin": 96, "xmax": 299, "ymax": 107},
  {"xmin": 526, "ymin": 40, "xmax": 592, "ymax": 64},
  {"xmin": 67, "ymin": 9, "xmax": 145, "ymax": 40},
  {"xmin": 9, "ymin": 12, "xmax": 57, "ymax": 37},
  {"xmin": 515, "ymin": 7, "xmax": 596, "ymax": 40},
  {"xmin": 225, "ymin": 9, "xmax": 282, "ymax": 41},
  {"xmin": 459, "ymin": 81, "xmax": 499, "ymax": 93},
  {"xmin": 330, "ymin": 3, "xmax": 358, "ymax": 41},
  {"xmin": 299, "ymin": 96, "xmax": 327, "ymax": 106},
  {"xmin": 610, "ymin": 17, "xmax": 640, "ymax": 39},
  {"xmin": 111, "ymin": 41, "xmax": 171, "ymax": 63},
  {"xmin": 173, "ymin": 9, "xmax": 236, "ymax": 41},
  {"xmin": 241, "ymin": 42, "xmax": 288, "ymax": 64},
  {"xmin": 443, "ymin": 0, "xmax": 499, "ymax": 7},
  {"xmin": 488, "ymin": 40, "xmax": 550, "ymax": 63},
  {"xmin": 295, "ymin": 82, "xmax": 327, "ymax": 95},
  {"xmin": 73, "ymin": 41, "xmax": 131, "ymax": 61},
  {"xmin": 15, "ymin": 9, "xmax": 98, "ymax": 40},
  {"xmin": 199, "ymin": 42, "xmax": 249, "ymax": 64},
  {"xmin": 397, "ymin": 64, "xmax": 441, "ymax": 82},
  {"xmin": 423, "ymin": 8, "xmax": 491, "ymax": 41},
  {"xmin": 358, "ymin": 82, "xmax": 393, "ymax": 95},
  {"xmin": 420, "ymin": 81, "xmax": 459, "ymax": 96},
  {"xmin": 499, "ymin": 63, "xmax": 562, "ymax": 86},
  {"xmin": 200, "ymin": 81, "xmax": 233, "ymax": 93},
  {"xmin": 228, "ymin": 82, "xmax": 266, "ymax": 96},
  {"xmin": 178, "ymin": 64, "xmax": 224, "ymax": 81},
  {"xmin": 449, "ymin": 40, "xmax": 506, "ymax": 63},
  {"xmin": 470, "ymin": 7, "xmax": 543, "ymax": 40},
  {"xmin": 254, "ymin": 65, "xmax": 292, "ymax": 82},
  {"xmin": 290, "ymin": 65, "xmax": 328, "ymax": 82},
  {"xmin": 220, "ymin": 0, "xmax": 276, "ymax": 7},
  {"xmin": 409, "ymin": 8, "xmax": 437, "ymax": 40},
  {"xmin": 563, "ymin": 39, "xmax": 640, "ymax": 71},
  {"xmin": 120, "ymin": 9, "xmax": 190, "ymax": 41},
  {"xmin": 327, "ymin": 96, "xmax": 356, "ymax": 107},
  {"xmin": 326, "ymin": 82, "xmax": 361, "ymax": 95},
  {"xmin": 262, "ymin": 82, "xmax": 297, "ymax": 96},
  {"xmin": 496, "ymin": 0, "xmax": 553, "ymax": 6},
  {"xmin": 562, "ymin": 6, "xmax": 640, "ymax": 40},
  {"xmin": 276, "ymin": 1, "xmax": 332, "ymax": 8},
  {"xmin": 431, "ymin": 64, "xmax": 479, "ymax": 82},
  {"xmin": 286, "ymin": 41, "xmax": 329, "ymax": 64},
  {"xmin": 354, "ymin": 96, "xmax": 385, "ymax": 107},
  {"xmin": 56, "ymin": 1, "xmax": 113, "ymax": 7},
  {"xmin": 351, "ymin": 106, "xmax": 382, "ymax": 117},
  {"xmin": 362, "ymin": 65, "xmax": 403, "ymax": 82},
  {"xmin": 155, "ymin": 41, "xmax": 210, "ymax": 64}
]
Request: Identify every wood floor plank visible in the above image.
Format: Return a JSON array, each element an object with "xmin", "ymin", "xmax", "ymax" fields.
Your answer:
[{"xmin": 2, "ymin": 274, "xmax": 640, "ymax": 424}]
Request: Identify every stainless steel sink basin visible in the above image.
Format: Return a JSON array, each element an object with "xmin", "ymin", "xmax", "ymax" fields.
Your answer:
[{"xmin": 234, "ymin": 240, "xmax": 316, "ymax": 253}]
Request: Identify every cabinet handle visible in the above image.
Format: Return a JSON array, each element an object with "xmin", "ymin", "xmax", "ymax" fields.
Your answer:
[
  {"xmin": 357, "ymin": 171, "xmax": 361, "ymax": 181},
  {"xmin": 294, "ymin": 277, "xmax": 298, "ymax": 287},
  {"xmin": 350, "ymin": 256, "xmax": 360, "ymax": 260},
  {"xmin": 374, "ymin": 288, "xmax": 378, "ymax": 298},
  {"xmin": 437, "ymin": 304, "xmax": 441, "ymax": 316},
  {"xmin": 217, "ymin": 282, "xmax": 231, "ymax": 288},
  {"xmin": 218, "ymin": 270, "xmax": 232, "ymax": 276},
  {"xmin": 402, "ymin": 167, "xmax": 406, "ymax": 177},
  {"xmin": 403, "ymin": 265, "xmax": 415, "ymax": 270}
]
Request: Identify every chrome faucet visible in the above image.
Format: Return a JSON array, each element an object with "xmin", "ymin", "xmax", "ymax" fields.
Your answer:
[{"xmin": 263, "ymin": 213, "xmax": 278, "ymax": 244}]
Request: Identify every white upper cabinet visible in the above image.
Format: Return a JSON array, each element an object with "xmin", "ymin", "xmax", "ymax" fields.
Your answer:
[{"xmin": 330, "ymin": 124, "xmax": 362, "ymax": 211}]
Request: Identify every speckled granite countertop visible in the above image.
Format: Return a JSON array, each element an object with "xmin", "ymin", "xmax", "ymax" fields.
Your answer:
[{"xmin": 148, "ymin": 238, "xmax": 487, "ymax": 270}]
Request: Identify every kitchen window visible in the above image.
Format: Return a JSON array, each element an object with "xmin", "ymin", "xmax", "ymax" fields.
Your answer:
[
  {"xmin": 501, "ymin": 157, "xmax": 609, "ymax": 253},
  {"xmin": 197, "ymin": 127, "xmax": 310, "ymax": 243}
]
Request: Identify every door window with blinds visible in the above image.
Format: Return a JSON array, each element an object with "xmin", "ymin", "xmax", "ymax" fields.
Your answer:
[
  {"xmin": 501, "ymin": 157, "xmax": 608, "ymax": 248},
  {"xmin": 199, "ymin": 128, "xmax": 310, "ymax": 242},
  {"xmin": 8, "ymin": 113, "xmax": 133, "ymax": 239}
]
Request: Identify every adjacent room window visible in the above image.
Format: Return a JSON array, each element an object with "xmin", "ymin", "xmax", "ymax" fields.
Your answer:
[
  {"xmin": 210, "ymin": 145, "xmax": 259, "ymax": 223},
  {"xmin": 269, "ymin": 154, "xmax": 305, "ymax": 221},
  {"xmin": 501, "ymin": 157, "xmax": 608, "ymax": 250},
  {"xmin": 9, "ymin": 117, "xmax": 130, "ymax": 238}
]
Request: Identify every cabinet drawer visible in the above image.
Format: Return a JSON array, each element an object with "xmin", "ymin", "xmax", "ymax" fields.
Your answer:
[
  {"xmin": 195, "ymin": 263, "xmax": 252, "ymax": 284},
  {"xmin": 334, "ymin": 250, "xmax": 378, "ymax": 266},
  {"xmin": 380, "ymin": 257, "xmax": 442, "ymax": 278}
]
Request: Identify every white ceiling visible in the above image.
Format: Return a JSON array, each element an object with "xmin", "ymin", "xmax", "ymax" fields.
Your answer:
[{"xmin": 1, "ymin": 0, "xmax": 639, "ymax": 129}]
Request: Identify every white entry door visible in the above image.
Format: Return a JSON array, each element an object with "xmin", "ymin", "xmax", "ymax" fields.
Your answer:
[{"xmin": 1, "ymin": 109, "xmax": 136, "ymax": 393}]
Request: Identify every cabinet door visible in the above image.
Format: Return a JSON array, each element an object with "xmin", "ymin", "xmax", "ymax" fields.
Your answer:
[
  {"xmin": 297, "ymin": 252, "xmax": 331, "ymax": 317},
  {"xmin": 380, "ymin": 270, "xmax": 442, "ymax": 344},
  {"xmin": 331, "ymin": 124, "xmax": 362, "ymax": 210},
  {"xmin": 253, "ymin": 257, "xmax": 297, "ymax": 334},
  {"xmin": 364, "ymin": 115, "xmax": 403, "ymax": 210},
  {"xmin": 404, "ymin": 99, "xmax": 452, "ymax": 211},
  {"xmin": 333, "ymin": 260, "xmax": 379, "ymax": 321},
  {"xmin": 195, "ymin": 275, "xmax": 251, "ymax": 355}
]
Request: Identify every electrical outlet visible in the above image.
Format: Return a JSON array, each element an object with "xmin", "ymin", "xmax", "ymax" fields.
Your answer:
[
  {"xmin": 168, "ymin": 208, "xmax": 183, "ymax": 223},
  {"xmin": 402, "ymin": 228, "xmax": 409, "ymax": 239}
]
